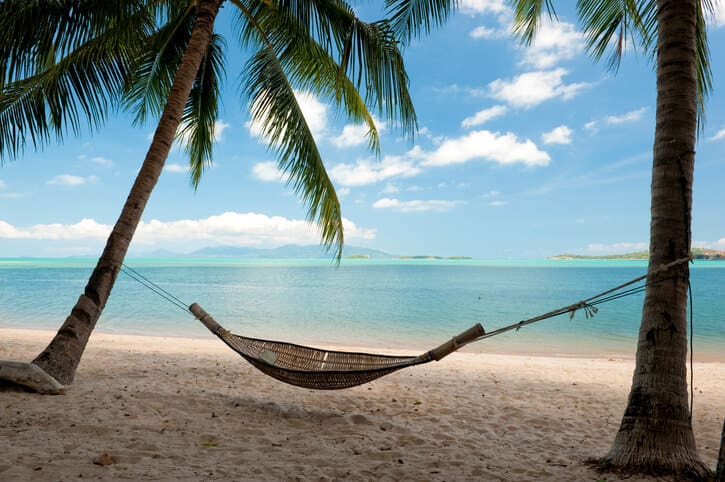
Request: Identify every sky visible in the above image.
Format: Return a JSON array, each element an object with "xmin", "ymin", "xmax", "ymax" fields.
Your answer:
[{"xmin": 1, "ymin": 1, "xmax": 724, "ymax": 259}]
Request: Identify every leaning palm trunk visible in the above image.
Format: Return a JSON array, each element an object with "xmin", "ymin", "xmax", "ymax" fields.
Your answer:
[
  {"xmin": 32, "ymin": 0, "xmax": 223, "ymax": 385},
  {"xmin": 592, "ymin": 0, "xmax": 709, "ymax": 478}
]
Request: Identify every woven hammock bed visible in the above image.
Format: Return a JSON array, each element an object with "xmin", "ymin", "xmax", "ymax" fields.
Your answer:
[{"xmin": 189, "ymin": 303, "xmax": 484, "ymax": 390}]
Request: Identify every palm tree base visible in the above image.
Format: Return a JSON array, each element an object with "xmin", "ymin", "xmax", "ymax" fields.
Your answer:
[
  {"xmin": 586, "ymin": 452, "xmax": 713, "ymax": 481},
  {"xmin": 0, "ymin": 360, "xmax": 64, "ymax": 394}
]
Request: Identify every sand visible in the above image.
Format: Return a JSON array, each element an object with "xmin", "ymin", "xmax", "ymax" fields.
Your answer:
[{"xmin": 1, "ymin": 328, "xmax": 723, "ymax": 481}]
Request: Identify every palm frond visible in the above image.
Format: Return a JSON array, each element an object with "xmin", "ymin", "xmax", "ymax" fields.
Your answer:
[
  {"xmin": 122, "ymin": 3, "xmax": 196, "ymax": 125},
  {"xmin": 0, "ymin": 1, "xmax": 152, "ymax": 86},
  {"xmin": 236, "ymin": 0, "xmax": 380, "ymax": 153},
  {"xmin": 510, "ymin": 0, "xmax": 558, "ymax": 46},
  {"xmin": 0, "ymin": 6, "xmax": 154, "ymax": 161},
  {"xmin": 244, "ymin": 45, "xmax": 344, "ymax": 259},
  {"xmin": 694, "ymin": 0, "xmax": 712, "ymax": 132},
  {"xmin": 384, "ymin": 0, "xmax": 457, "ymax": 42},
  {"xmin": 576, "ymin": 0, "xmax": 649, "ymax": 72},
  {"xmin": 179, "ymin": 33, "xmax": 225, "ymax": 187}
]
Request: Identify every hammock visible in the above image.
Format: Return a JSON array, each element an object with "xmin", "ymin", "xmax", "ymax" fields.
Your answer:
[
  {"xmin": 120, "ymin": 256, "xmax": 691, "ymax": 391},
  {"xmin": 189, "ymin": 303, "xmax": 484, "ymax": 390}
]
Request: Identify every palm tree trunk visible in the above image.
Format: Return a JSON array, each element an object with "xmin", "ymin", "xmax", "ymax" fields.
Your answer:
[
  {"xmin": 32, "ymin": 0, "xmax": 223, "ymax": 385},
  {"xmin": 592, "ymin": 0, "xmax": 709, "ymax": 479}
]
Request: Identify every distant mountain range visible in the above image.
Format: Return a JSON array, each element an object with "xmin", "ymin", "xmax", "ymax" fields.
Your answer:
[{"xmin": 145, "ymin": 244, "xmax": 397, "ymax": 259}]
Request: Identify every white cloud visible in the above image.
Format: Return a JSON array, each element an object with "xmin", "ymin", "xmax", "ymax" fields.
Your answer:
[
  {"xmin": 164, "ymin": 163, "xmax": 188, "ymax": 174},
  {"xmin": 46, "ymin": 174, "xmax": 98, "ymax": 186},
  {"xmin": 693, "ymin": 239, "xmax": 725, "ymax": 249},
  {"xmin": 584, "ymin": 121, "xmax": 599, "ymax": 133},
  {"xmin": 331, "ymin": 123, "xmax": 370, "ymax": 148},
  {"xmin": 175, "ymin": 120, "xmax": 230, "ymax": 150},
  {"xmin": 605, "ymin": 107, "xmax": 648, "ymax": 125},
  {"xmin": 91, "ymin": 156, "xmax": 114, "ymax": 167},
  {"xmin": 328, "ymin": 152, "xmax": 422, "ymax": 187},
  {"xmin": 0, "ymin": 218, "xmax": 111, "ymax": 240},
  {"xmin": 708, "ymin": 1, "xmax": 725, "ymax": 27},
  {"xmin": 382, "ymin": 183, "xmax": 399, "ymax": 194},
  {"xmin": 520, "ymin": 19, "xmax": 584, "ymax": 68},
  {"xmin": 459, "ymin": 0, "xmax": 509, "ymax": 15},
  {"xmin": 461, "ymin": 105, "xmax": 507, "ymax": 128},
  {"xmin": 252, "ymin": 162, "xmax": 285, "ymax": 182},
  {"xmin": 469, "ymin": 25, "xmax": 508, "ymax": 39},
  {"xmin": 422, "ymin": 130, "xmax": 550, "ymax": 167},
  {"xmin": 488, "ymin": 200, "xmax": 508, "ymax": 207},
  {"xmin": 489, "ymin": 69, "xmax": 591, "ymax": 108},
  {"xmin": 585, "ymin": 242, "xmax": 648, "ymax": 255},
  {"xmin": 708, "ymin": 127, "xmax": 725, "ymax": 141},
  {"xmin": 0, "ymin": 180, "xmax": 5, "ymax": 188},
  {"xmin": 338, "ymin": 187, "xmax": 351, "ymax": 198},
  {"xmin": 372, "ymin": 198, "xmax": 464, "ymax": 213},
  {"xmin": 246, "ymin": 91, "xmax": 328, "ymax": 143},
  {"xmin": 0, "ymin": 212, "xmax": 376, "ymax": 247},
  {"xmin": 541, "ymin": 125, "xmax": 573, "ymax": 145}
]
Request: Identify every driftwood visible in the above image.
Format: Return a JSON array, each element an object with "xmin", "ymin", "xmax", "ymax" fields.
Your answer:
[
  {"xmin": 0, "ymin": 360, "xmax": 64, "ymax": 394},
  {"xmin": 716, "ymin": 419, "xmax": 725, "ymax": 482}
]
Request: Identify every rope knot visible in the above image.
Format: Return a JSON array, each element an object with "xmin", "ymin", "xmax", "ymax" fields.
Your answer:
[{"xmin": 569, "ymin": 301, "xmax": 598, "ymax": 320}]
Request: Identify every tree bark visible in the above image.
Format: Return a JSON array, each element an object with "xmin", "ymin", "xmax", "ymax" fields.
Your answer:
[
  {"xmin": 591, "ymin": 0, "xmax": 709, "ymax": 479},
  {"xmin": 31, "ymin": 0, "xmax": 223, "ymax": 385},
  {"xmin": 716, "ymin": 419, "xmax": 725, "ymax": 482}
]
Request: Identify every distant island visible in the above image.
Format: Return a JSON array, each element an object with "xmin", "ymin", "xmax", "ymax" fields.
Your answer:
[
  {"xmin": 135, "ymin": 244, "xmax": 472, "ymax": 260},
  {"xmin": 549, "ymin": 248, "xmax": 725, "ymax": 261}
]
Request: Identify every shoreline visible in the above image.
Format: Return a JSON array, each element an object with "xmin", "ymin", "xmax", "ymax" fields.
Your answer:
[
  {"xmin": 2, "ymin": 327, "xmax": 723, "ymax": 481},
  {"xmin": 4, "ymin": 326, "xmax": 724, "ymax": 363}
]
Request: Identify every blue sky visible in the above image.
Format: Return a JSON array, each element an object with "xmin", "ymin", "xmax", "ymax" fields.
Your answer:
[{"xmin": 1, "ymin": 1, "xmax": 724, "ymax": 258}]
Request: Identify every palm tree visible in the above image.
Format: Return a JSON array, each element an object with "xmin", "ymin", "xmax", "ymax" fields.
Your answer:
[
  {"xmin": 512, "ymin": 0, "xmax": 713, "ymax": 478},
  {"xmin": 0, "ymin": 0, "xmax": 452, "ymax": 386}
]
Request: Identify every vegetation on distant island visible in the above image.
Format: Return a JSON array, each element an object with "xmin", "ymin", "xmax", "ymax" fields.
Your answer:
[{"xmin": 550, "ymin": 248, "xmax": 725, "ymax": 261}]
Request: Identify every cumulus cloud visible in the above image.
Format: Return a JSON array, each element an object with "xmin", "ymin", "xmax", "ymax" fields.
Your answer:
[
  {"xmin": 693, "ymin": 239, "xmax": 725, "ymax": 250},
  {"xmin": 328, "ymin": 152, "xmax": 422, "ymax": 187},
  {"xmin": 585, "ymin": 242, "xmax": 648, "ymax": 255},
  {"xmin": 164, "ymin": 163, "xmax": 188, "ymax": 174},
  {"xmin": 708, "ymin": 127, "xmax": 725, "ymax": 141},
  {"xmin": 246, "ymin": 91, "xmax": 328, "ymax": 143},
  {"xmin": 176, "ymin": 120, "xmax": 230, "ymax": 149},
  {"xmin": 469, "ymin": 25, "xmax": 509, "ymax": 39},
  {"xmin": 372, "ymin": 198, "xmax": 464, "ymax": 212},
  {"xmin": 520, "ymin": 19, "xmax": 584, "ymax": 69},
  {"xmin": 708, "ymin": 1, "xmax": 725, "ymax": 27},
  {"xmin": 252, "ymin": 162, "xmax": 285, "ymax": 182},
  {"xmin": 0, "ymin": 212, "xmax": 376, "ymax": 247},
  {"xmin": 541, "ymin": 125, "xmax": 573, "ymax": 145},
  {"xmin": 46, "ymin": 174, "xmax": 98, "ymax": 186},
  {"xmin": 421, "ymin": 130, "xmax": 550, "ymax": 167},
  {"xmin": 489, "ymin": 69, "xmax": 591, "ymax": 108},
  {"xmin": 461, "ymin": 105, "xmax": 507, "ymax": 128},
  {"xmin": 91, "ymin": 156, "xmax": 114, "ymax": 167},
  {"xmin": 605, "ymin": 107, "xmax": 648, "ymax": 125},
  {"xmin": 459, "ymin": 0, "xmax": 509, "ymax": 15}
]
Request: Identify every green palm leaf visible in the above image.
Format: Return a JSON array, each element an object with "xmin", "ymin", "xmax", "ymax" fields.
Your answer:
[
  {"xmin": 244, "ymin": 45, "xmax": 344, "ymax": 258},
  {"xmin": 384, "ymin": 0, "xmax": 457, "ymax": 41}
]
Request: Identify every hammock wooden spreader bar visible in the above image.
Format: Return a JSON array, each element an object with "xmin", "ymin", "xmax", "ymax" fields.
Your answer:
[{"xmin": 188, "ymin": 256, "xmax": 692, "ymax": 390}]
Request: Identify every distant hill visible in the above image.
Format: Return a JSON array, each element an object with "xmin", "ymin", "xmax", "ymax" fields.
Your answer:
[
  {"xmin": 188, "ymin": 244, "xmax": 396, "ymax": 259},
  {"xmin": 549, "ymin": 248, "xmax": 725, "ymax": 260}
]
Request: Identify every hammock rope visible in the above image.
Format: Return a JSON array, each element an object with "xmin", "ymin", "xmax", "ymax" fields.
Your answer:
[{"xmin": 119, "ymin": 256, "xmax": 693, "ymax": 390}]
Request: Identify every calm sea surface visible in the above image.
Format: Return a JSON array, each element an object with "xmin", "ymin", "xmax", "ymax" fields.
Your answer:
[{"xmin": 1, "ymin": 258, "xmax": 723, "ymax": 359}]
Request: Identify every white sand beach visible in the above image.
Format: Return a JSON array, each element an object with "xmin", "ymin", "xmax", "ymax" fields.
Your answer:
[{"xmin": 1, "ymin": 328, "xmax": 723, "ymax": 481}]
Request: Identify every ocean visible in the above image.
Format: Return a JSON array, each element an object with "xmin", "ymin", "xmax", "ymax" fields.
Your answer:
[{"xmin": 1, "ymin": 258, "xmax": 723, "ymax": 359}]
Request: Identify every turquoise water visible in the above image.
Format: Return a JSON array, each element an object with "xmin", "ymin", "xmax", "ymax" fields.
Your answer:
[{"xmin": 1, "ymin": 258, "xmax": 723, "ymax": 359}]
